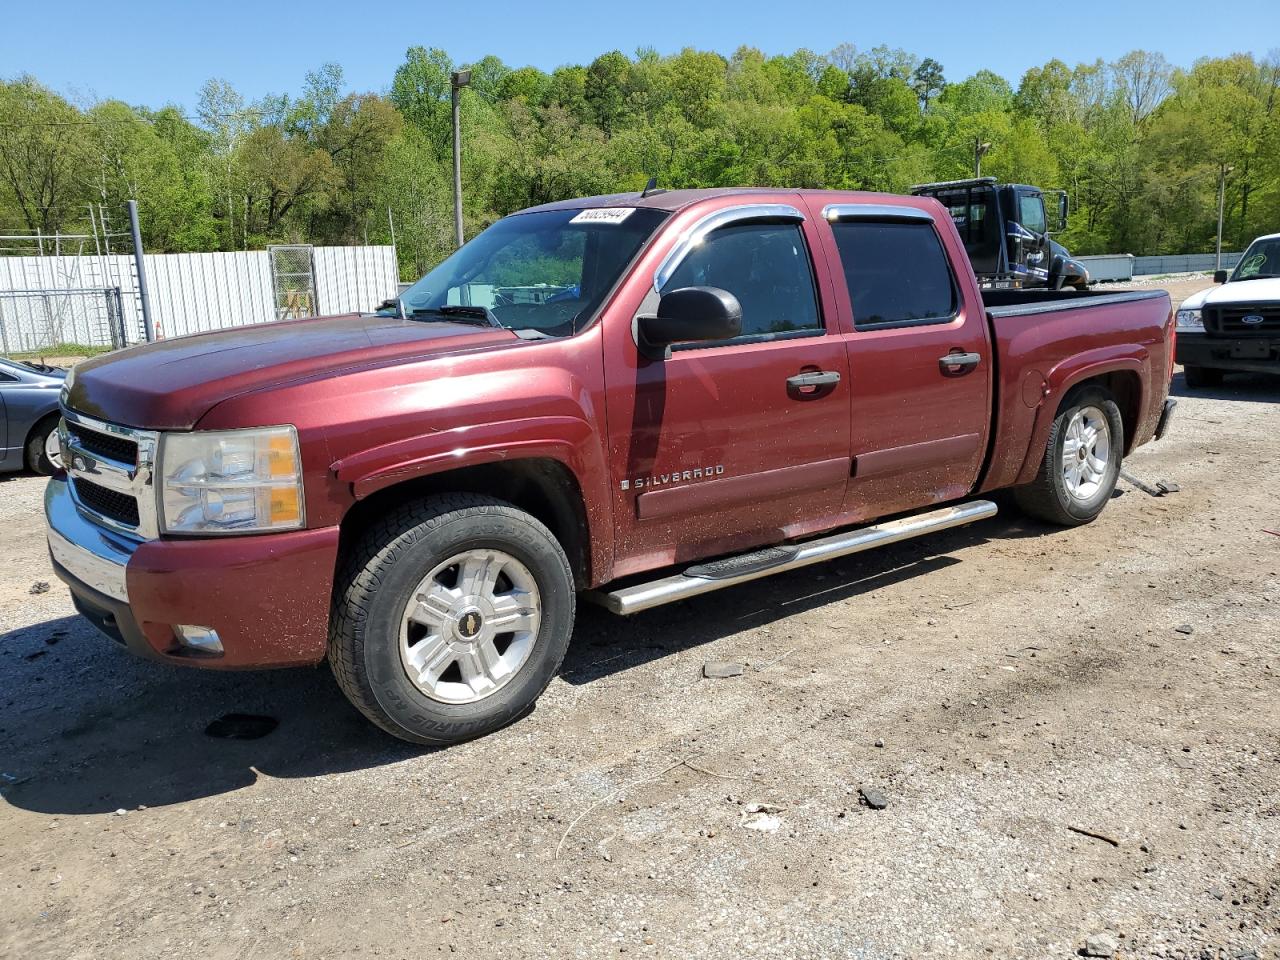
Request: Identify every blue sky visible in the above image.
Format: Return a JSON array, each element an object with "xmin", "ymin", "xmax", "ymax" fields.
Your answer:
[{"xmin": 2, "ymin": 0, "xmax": 1271, "ymax": 109}]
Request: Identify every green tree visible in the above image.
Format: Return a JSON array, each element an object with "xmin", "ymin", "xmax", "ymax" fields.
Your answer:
[
  {"xmin": 0, "ymin": 77, "xmax": 92, "ymax": 233},
  {"xmin": 390, "ymin": 46, "xmax": 454, "ymax": 151},
  {"xmin": 912, "ymin": 58, "xmax": 946, "ymax": 110}
]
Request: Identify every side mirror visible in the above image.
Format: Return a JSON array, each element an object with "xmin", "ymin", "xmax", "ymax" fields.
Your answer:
[
  {"xmin": 1213, "ymin": 269, "xmax": 1229, "ymax": 284},
  {"xmin": 1056, "ymin": 192, "xmax": 1069, "ymax": 232},
  {"xmin": 636, "ymin": 286, "xmax": 742, "ymax": 360}
]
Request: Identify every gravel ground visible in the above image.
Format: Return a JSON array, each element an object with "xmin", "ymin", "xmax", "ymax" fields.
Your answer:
[{"xmin": 1, "ymin": 278, "xmax": 1277, "ymax": 959}]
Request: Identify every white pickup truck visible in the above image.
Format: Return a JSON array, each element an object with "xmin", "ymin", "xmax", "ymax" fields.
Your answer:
[{"xmin": 1175, "ymin": 233, "xmax": 1280, "ymax": 387}]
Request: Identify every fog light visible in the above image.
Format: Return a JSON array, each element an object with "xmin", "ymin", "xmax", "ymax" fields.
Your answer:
[{"xmin": 174, "ymin": 624, "xmax": 223, "ymax": 654}]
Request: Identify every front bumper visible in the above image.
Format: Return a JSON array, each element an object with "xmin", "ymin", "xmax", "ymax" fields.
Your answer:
[
  {"xmin": 45, "ymin": 476, "xmax": 341, "ymax": 668},
  {"xmin": 1176, "ymin": 333, "xmax": 1280, "ymax": 376}
]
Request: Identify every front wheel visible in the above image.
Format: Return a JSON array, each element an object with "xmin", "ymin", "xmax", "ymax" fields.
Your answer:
[
  {"xmin": 1014, "ymin": 387, "xmax": 1124, "ymax": 526},
  {"xmin": 329, "ymin": 494, "xmax": 575, "ymax": 745},
  {"xmin": 25, "ymin": 414, "xmax": 62, "ymax": 475}
]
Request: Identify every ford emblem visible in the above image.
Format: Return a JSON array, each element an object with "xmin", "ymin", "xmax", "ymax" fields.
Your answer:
[{"xmin": 1241, "ymin": 314, "xmax": 1265, "ymax": 325}]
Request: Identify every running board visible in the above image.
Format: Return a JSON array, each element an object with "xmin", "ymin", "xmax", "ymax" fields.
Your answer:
[{"xmin": 588, "ymin": 500, "xmax": 998, "ymax": 615}]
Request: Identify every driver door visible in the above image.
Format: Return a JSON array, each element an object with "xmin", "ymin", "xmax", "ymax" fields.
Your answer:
[{"xmin": 602, "ymin": 201, "xmax": 853, "ymax": 578}]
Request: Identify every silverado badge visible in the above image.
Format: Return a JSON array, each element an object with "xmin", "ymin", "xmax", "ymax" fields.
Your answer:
[{"xmin": 620, "ymin": 464, "xmax": 724, "ymax": 491}]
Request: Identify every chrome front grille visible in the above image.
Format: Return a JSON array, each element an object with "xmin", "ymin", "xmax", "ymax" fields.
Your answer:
[
  {"xmin": 59, "ymin": 409, "xmax": 159, "ymax": 540},
  {"xmin": 73, "ymin": 478, "xmax": 142, "ymax": 527},
  {"xmin": 66, "ymin": 421, "xmax": 138, "ymax": 465}
]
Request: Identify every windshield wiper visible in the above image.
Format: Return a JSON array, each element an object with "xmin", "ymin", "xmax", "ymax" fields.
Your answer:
[
  {"xmin": 408, "ymin": 305, "xmax": 503, "ymax": 328},
  {"xmin": 1233, "ymin": 273, "xmax": 1279, "ymax": 281}
]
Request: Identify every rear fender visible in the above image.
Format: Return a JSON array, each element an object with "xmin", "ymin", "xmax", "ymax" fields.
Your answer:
[{"xmin": 1013, "ymin": 348, "xmax": 1147, "ymax": 486}]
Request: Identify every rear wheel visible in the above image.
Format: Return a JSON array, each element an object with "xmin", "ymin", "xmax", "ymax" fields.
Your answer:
[
  {"xmin": 24, "ymin": 414, "xmax": 61, "ymax": 475},
  {"xmin": 1182, "ymin": 365, "xmax": 1224, "ymax": 389},
  {"xmin": 1014, "ymin": 386, "xmax": 1124, "ymax": 526},
  {"xmin": 329, "ymin": 493, "xmax": 575, "ymax": 745}
]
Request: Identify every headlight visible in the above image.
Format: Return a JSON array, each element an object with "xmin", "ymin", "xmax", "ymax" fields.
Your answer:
[
  {"xmin": 1175, "ymin": 308, "xmax": 1203, "ymax": 331},
  {"xmin": 159, "ymin": 426, "xmax": 304, "ymax": 535}
]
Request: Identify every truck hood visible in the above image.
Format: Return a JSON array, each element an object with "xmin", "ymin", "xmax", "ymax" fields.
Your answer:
[
  {"xmin": 65, "ymin": 313, "xmax": 519, "ymax": 429},
  {"xmin": 1181, "ymin": 276, "xmax": 1280, "ymax": 311}
]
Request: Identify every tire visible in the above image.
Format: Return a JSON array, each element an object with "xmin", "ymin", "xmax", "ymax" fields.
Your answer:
[
  {"xmin": 1014, "ymin": 386, "xmax": 1124, "ymax": 527},
  {"xmin": 1182, "ymin": 365, "xmax": 1223, "ymax": 389},
  {"xmin": 24, "ymin": 414, "xmax": 61, "ymax": 475},
  {"xmin": 329, "ymin": 493, "xmax": 575, "ymax": 746}
]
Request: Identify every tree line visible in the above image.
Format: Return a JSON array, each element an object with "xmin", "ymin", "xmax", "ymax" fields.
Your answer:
[{"xmin": 1, "ymin": 44, "xmax": 1277, "ymax": 278}]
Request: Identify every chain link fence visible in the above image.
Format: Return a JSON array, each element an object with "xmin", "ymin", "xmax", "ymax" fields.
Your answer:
[
  {"xmin": 0, "ymin": 287, "xmax": 127, "ymax": 354},
  {"xmin": 269, "ymin": 245, "xmax": 319, "ymax": 320}
]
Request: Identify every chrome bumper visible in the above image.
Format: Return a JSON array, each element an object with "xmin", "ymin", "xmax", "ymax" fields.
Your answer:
[{"xmin": 45, "ymin": 476, "xmax": 138, "ymax": 603}]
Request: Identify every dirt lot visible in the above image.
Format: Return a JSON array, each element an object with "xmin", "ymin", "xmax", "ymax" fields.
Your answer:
[{"xmin": 2, "ymin": 279, "xmax": 1277, "ymax": 960}]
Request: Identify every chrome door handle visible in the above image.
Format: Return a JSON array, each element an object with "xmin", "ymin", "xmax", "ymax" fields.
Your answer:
[
  {"xmin": 939, "ymin": 352, "xmax": 981, "ymax": 374},
  {"xmin": 786, "ymin": 370, "xmax": 841, "ymax": 399},
  {"xmin": 786, "ymin": 371, "xmax": 842, "ymax": 389}
]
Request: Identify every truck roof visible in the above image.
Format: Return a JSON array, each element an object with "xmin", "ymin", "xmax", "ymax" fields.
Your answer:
[
  {"xmin": 910, "ymin": 177, "xmax": 997, "ymax": 193},
  {"xmin": 519, "ymin": 187, "xmax": 936, "ymax": 216},
  {"xmin": 910, "ymin": 178, "xmax": 1041, "ymax": 194}
]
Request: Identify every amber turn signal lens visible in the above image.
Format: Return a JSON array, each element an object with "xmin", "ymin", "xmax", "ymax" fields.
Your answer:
[{"xmin": 268, "ymin": 485, "xmax": 301, "ymax": 525}]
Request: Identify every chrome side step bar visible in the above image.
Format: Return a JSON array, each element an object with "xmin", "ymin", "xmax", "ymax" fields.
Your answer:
[{"xmin": 589, "ymin": 500, "xmax": 997, "ymax": 615}]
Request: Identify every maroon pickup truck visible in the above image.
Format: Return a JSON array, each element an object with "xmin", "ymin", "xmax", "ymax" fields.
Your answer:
[{"xmin": 46, "ymin": 188, "xmax": 1176, "ymax": 744}]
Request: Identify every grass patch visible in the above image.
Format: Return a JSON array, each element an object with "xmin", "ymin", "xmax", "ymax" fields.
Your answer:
[{"xmin": 8, "ymin": 342, "xmax": 115, "ymax": 360}]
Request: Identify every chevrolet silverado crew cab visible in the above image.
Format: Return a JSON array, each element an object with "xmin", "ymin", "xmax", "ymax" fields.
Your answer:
[
  {"xmin": 1175, "ymin": 232, "xmax": 1280, "ymax": 387},
  {"xmin": 46, "ymin": 188, "xmax": 1176, "ymax": 745}
]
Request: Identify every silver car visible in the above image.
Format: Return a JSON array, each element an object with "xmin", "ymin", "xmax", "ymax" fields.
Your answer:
[{"xmin": 0, "ymin": 357, "xmax": 65, "ymax": 475}]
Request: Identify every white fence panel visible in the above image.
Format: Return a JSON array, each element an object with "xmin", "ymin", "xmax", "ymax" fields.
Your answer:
[
  {"xmin": 0, "ymin": 245, "xmax": 398, "ymax": 350},
  {"xmin": 314, "ymin": 246, "xmax": 398, "ymax": 315},
  {"xmin": 149, "ymin": 250, "xmax": 277, "ymax": 338}
]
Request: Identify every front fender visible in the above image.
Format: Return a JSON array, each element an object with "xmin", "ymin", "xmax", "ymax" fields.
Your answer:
[
  {"xmin": 331, "ymin": 415, "xmax": 599, "ymax": 499},
  {"xmin": 330, "ymin": 412, "xmax": 613, "ymax": 584}
]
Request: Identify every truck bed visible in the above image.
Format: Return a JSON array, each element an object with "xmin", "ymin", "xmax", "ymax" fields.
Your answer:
[
  {"xmin": 978, "ymin": 287, "xmax": 1174, "ymax": 495},
  {"xmin": 982, "ymin": 287, "xmax": 1170, "ymax": 317}
]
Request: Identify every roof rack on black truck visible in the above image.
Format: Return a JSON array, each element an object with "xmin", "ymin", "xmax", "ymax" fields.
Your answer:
[{"xmin": 910, "ymin": 177, "xmax": 1089, "ymax": 291}]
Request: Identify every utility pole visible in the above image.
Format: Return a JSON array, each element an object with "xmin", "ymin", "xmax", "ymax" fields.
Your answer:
[
  {"xmin": 451, "ymin": 70, "xmax": 472, "ymax": 249},
  {"xmin": 974, "ymin": 139, "xmax": 992, "ymax": 178},
  {"xmin": 127, "ymin": 200, "xmax": 156, "ymax": 342},
  {"xmin": 1215, "ymin": 163, "xmax": 1233, "ymax": 272}
]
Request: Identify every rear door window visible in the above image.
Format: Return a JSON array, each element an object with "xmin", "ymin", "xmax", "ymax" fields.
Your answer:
[
  {"xmin": 831, "ymin": 221, "xmax": 958, "ymax": 329},
  {"xmin": 948, "ymin": 201, "xmax": 987, "ymax": 240},
  {"xmin": 661, "ymin": 222, "xmax": 823, "ymax": 344}
]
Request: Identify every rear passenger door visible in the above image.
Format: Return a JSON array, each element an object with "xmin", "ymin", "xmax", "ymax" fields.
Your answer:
[{"xmin": 811, "ymin": 202, "xmax": 991, "ymax": 519}]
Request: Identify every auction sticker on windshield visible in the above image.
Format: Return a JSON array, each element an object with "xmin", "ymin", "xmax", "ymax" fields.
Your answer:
[{"xmin": 570, "ymin": 207, "xmax": 636, "ymax": 225}]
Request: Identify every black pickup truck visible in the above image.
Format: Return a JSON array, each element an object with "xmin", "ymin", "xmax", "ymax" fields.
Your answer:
[{"xmin": 911, "ymin": 177, "xmax": 1088, "ymax": 290}]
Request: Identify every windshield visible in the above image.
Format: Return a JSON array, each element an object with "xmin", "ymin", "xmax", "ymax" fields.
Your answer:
[
  {"xmin": 0, "ymin": 357, "xmax": 57, "ymax": 377},
  {"xmin": 1017, "ymin": 194, "xmax": 1047, "ymax": 234},
  {"xmin": 391, "ymin": 207, "xmax": 668, "ymax": 337},
  {"xmin": 1231, "ymin": 237, "xmax": 1280, "ymax": 281}
]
